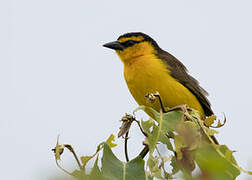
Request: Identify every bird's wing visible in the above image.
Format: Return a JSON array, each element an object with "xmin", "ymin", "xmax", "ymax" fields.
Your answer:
[{"xmin": 157, "ymin": 49, "xmax": 213, "ymax": 116}]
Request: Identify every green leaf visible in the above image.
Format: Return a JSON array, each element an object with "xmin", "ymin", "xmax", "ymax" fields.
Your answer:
[
  {"xmin": 54, "ymin": 136, "xmax": 64, "ymax": 161},
  {"xmin": 55, "ymin": 139, "xmax": 61, "ymax": 161},
  {"xmin": 218, "ymin": 146, "xmax": 252, "ymax": 175},
  {"xmin": 101, "ymin": 143, "xmax": 146, "ymax": 180},
  {"xmin": 71, "ymin": 170, "xmax": 87, "ymax": 179},
  {"xmin": 81, "ymin": 156, "xmax": 94, "ymax": 169},
  {"xmin": 147, "ymin": 175, "xmax": 154, "ymax": 180},
  {"xmin": 89, "ymin": 155, "xmax": 106, "ymax": 180},
  {"xmin": 147, "ymin": 154, "xmax": 162, "ymax": 178},
  {"xmin": 159, "ymin": 133, "xmax": 174, "ymax": 151},
  {"xmin": 195, "ymin": 144, "xmax": 240, "ymax": 180},
  {"xmin": 137, "ymin": 106, "xmax": 183, "ymax": 153},
  {"xmin": 174, "ymin": 135, "xmax": 185, "ymax": 160},
  {"xmin": 158, "ymin": 110, "xmax": 183, "ymax": 132},
  {"xmin": 141, "ymin": 118, "xmax": 155, "ymax": 134},
  {"xmin": 106, "ymin": 134, "xmax": 117, "ymax": 148},
  {"xmin": 180, "ymin": 121, "xmax": 201, "ymax": 151},
  {"xmin": 204, "ymin": 115, "xmax": 216, "ymax": 127},
  {"xmin": 170, "ymin": 156, "xmax": 179, "ymax": 175},
  {"xmin": 190, "ymin": 109, "xmax": 219, "ymax": 144}
]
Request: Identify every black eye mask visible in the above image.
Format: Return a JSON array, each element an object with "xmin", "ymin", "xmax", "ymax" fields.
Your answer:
[{"xmin": 120, "ymin": 40, "xmax": 144, "ymax": 48}]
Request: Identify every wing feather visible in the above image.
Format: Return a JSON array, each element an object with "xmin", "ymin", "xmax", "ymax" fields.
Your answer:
[{"xmin": 157, "ymin": 49, "xmax": 213, "ymax": 116}]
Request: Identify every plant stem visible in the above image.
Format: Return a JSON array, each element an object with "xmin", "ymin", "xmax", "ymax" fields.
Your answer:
[
  {"xmin": 64, "ymin": 144, "xmax": 83, "ymax": 170},
  {"xmin": 124, "ymin": 131, "xmax": 129, "ymax": 162},
  {"xmin": 139, "ymin": 146, "xmax": 149, "ymax": 159}
]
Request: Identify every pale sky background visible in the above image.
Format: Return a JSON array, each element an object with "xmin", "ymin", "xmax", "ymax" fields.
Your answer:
[{"xmin": 1, "ymin": 0, "xmax": 252, "ymax": 179}]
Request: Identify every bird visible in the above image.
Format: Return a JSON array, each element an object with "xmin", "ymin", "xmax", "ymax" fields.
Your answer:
[{"xmin": 103, "ymin": 32, "xmax": 213, "ymax": 120}]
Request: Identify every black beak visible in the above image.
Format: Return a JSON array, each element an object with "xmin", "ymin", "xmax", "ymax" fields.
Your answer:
[{"xmin": 103, "ymin": 41, "xmax": 124, "ymax": 50}]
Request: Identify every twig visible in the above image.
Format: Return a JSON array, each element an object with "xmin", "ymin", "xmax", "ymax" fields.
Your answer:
[
  {"xmin": 133, "ymin": 119, "xmax": 148, "ymax": 137},
  {"xmin": 139, "ymin": 146, "xmax": 149, "ymax": 159},
  {"xmin": 155, "ymin": 146, "xmax": 166, "ymax": 174},
  {"xmin": 55, "ymin": 158, "xmax": 72, "ymax": 176},
  {"xmin": 124, "ymin": 131, "xmax": 129, "ymax": 162},
  {"xmin": 124, "ymin": 132, "xmax": 130, "ymax": 162},
  {"xmin": 52, "ymin": 144, "xmax": 81, "ymax": 175},
  {"xmin": 64, "ymin": 144, "xmax": 83, "ymax": 170}
]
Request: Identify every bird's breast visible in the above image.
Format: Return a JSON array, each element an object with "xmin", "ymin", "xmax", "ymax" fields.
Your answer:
[{"xmin": 123, "ymin": 54, "xmax": 204, "ymax": 116}]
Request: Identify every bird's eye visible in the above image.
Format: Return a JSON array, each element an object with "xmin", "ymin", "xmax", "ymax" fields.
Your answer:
[
  {"xmin": 122, "ymin": 40, "xmax": 138, "ymax": 47},
  {"xmin": 126, "ymin": 40, "xmax": 136, "ymax": 46}
]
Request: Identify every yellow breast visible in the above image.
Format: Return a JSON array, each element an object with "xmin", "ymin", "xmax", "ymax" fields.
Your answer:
[{"xmin": 123, "ymin": 54, "xmax": 204, "ymax": 117}]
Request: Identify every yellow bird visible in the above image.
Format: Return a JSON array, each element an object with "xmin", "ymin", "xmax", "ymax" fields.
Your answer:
[{"xmin": 103, "ymin": 32, "xmax": 213, "ymax": 119}]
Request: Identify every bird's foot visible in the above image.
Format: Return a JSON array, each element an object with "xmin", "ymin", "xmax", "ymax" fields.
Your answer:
[
  {"xmin": 145, "ymin": 91, "xmax": 166, "ymax": 113},
  {"xmin": 145, "ymin": 92, "xmax": 191, "ymax": 119}
]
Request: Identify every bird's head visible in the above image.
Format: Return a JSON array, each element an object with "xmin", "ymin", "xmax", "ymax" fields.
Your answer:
[{"xmin": 103, "ymin": 32, "xmax": 160, "ymax": 63}]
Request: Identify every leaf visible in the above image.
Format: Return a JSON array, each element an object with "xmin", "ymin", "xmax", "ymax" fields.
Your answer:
[
  {"xmin": 204, "ymin": 115, "xmax": 216, "ymax": 127},
  {"xmin": 141, "ymin": 118, "xmax": 155, "ymax": 134},
  {"xmin": 80, "ymin": 134, "xmax": 117, "ymax": 170},
  {"xmin": 195, "ymin": 143, "xmax": 240, "ymax": 180},
  {"xmin": 146, "ymin": 174, "xmax": 154, "ymax": 180},
  {"xmin": 159, "ymin": 133, "xmax": 174, "ymax": 151},
  {"xmin": 181, "ymin": 121, "xmax": 201, "ymax": 151},
  {"xmin": 172, "ymin": 121, "xmax": 201, "ymax": 172},
  {"xmin": 101, "ymin": 143, "xmax": 146, "ymax": 180},
  {"xmin": 217, "ymin": 145, "xmax": 239, "ymax": 168},
  {"xmin": 147, "ymin": 154, "xmax": 162, "ymax": 178},
  {"xmin": 133, "ymin": 105, "xmax": 148, "ymax": 115},
  {"xmin": 170, "ymin": 156, "xmax": 179, "ymax": 175},
  {"xmin": 71, "ymin": 170, "xmax": 87, "ymax": 179},
  {"xmin": 215, "ymin": 118, "xmax": 226, "ymax": 128},
  {"xmin": 54, "ymin": 136, "xmax": 64, "ymax": 161},
  {"xmin": 176, "ymin": 147, "xmax": 196, "ymax": 172},
  {"xmin": 135, "ymin": 105, "xmax": 183, "ymax": 153},
  {"xmin": 190, "ymin": 110, "xmax": 219, "ymax": 144},
  {"xmin": 89, "ymin": 155, "xmax": 106, "ymax": 180},
  {"xmin": 106, "ymin": 134, "xmax": 117, "ymax": 148},
  {"xmin": 81, "ymin": 156, "xmax": 94, "ymax": 169},
  {"xmin": 55, "ymin": 141, "xmax": 61, "ymax": 161},
  {"xmin": 205, "ymin": 128, "xmax": 219, "ymax": 136},
  {"xmin": 161, "ymin": 155, "xmax": 173, "ymax": 163},
  {"xmin": 174, "ymin": 135, "xmax": 185, "ymax": 160},
  {"xmin": 208, "ymin": 114, "xmax": 226, "ymax": 128}
]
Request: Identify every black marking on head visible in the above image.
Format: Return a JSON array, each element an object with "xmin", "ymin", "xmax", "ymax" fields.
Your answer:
[
  {"xmin": 118, "ymin": 32, "xmax": 160, "ymax": 50},
  {"xmin": 120, "ymin": 40, "xmax": 142, "ymax": 48}
]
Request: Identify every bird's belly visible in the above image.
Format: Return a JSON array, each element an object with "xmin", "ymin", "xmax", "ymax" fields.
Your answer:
[{"xmin": 124, "ymin": 55, "xmax": 204, "ymax": 117}]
